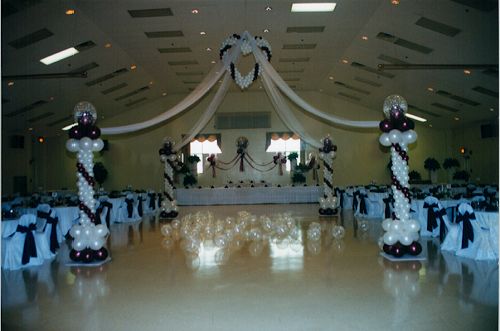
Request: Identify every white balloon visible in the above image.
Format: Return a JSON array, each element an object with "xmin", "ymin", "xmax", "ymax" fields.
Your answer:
[
  {"xmin": 66, "ymin": 139, "xmax": 80, "ymax": 152},
  {"xmin": 407, "ymin": 219, "xmax": 421, "ymax": 232},
  {"xmin": 92, "ymin": 139, "xmax": 104, "ymax": 151},
  {"xmin": 400, "ymin": 232, "xmax": 413, "ymax": 246},
  {"xmin": 70, "ymin": 225, "xmax": 82, "ymax": 238},
  {"xmin": 379, "ymin": 134, "xmax": 391, "ymax": 146},
  {"xmin": 403, "ymin": 130, "xmax": 417, "ymax": 144},
  {"xmin": 382, "ymin": 219, "xmax": 392, "ymax": 231},
  {"xmin": 72, "ymin": 239, "xmax": 86, "ymax": 251},
  {"xmin": 90, "ymin": 238, "xmax": 105, "ymax": 250},
  {"xmin": 383, "ymin": 232, "xmax": 397, "ymax": 245},
  {"xmin": 95, "ymin": 224, "xmax": 109, "ymax": 237},
  {"xmin": 389, "ymin": 130, "xmax": 402, "ymax": 144},
  {"xmin": 390, "ymin": 220, "xmax": 402, "ymax": 233}
]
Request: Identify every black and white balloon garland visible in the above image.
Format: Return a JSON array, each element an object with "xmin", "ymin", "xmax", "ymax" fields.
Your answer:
[
  {"xmin": 66, "ymin": 102, "xmax": 109, "ymax": 263},
  {"xmin": 318, "ymin": 136, "xmax": 338, "ymax": 215},
  {"xmin": 378, "ymin": 95, "xmax": 421, "ymax": 258},
  {"xmin": 220, "ymin": 33, "xmax": 272, "ymax": 90},
  {"xmin": 158, "ymin": 138, "xmax": 179, "ymax": 219}
]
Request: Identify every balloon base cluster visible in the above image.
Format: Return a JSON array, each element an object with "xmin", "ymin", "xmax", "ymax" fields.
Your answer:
[
  {"xmin": 318, "ymin": 208, "xmax": 338, "ymax": 216},
  {"xmin": 160, "ymin": 210, "xmax": 179, "ymax": 219},
  {"xmin": 382, "ymin": 241, "xmax": 422, "ymax": 258},
  {"xmin": 70, "ymin": 247, "xmax": 109, "ymax": 263}
]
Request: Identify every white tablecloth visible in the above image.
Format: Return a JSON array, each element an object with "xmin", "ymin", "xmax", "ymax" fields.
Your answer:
[
  {"xmin": 475, "ymin": 211, "xmax": 499, "ymax": 257},
  {"xmin": 176, "ymin": 186, "xmax": 322, "ymax": 205}
]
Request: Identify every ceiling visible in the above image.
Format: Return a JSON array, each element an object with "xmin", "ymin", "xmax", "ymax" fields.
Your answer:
[{"xmin": 2, "ymin": 0, "xmax": 498, "ymax": 138}]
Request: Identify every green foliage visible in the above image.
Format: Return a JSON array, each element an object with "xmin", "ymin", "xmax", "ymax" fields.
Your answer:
[
  {"xmin": 183, "ymin": 174, "xmax": 197, "ymax": 186},
  {"xmin": 291, "ymin": 172, "xmax": 306, "ymax": 183},
  {"xmin": 187, "ymin": 155, "xmax": 201, "ymax": 163},
  {"xmin": 287, "ymin": 152, "xmax": 298, "ymax": 161},
  {"xmin": 295, "ymin": 163, "xmax": 310, "ymax": 172},
  {"xmin": 424, "ymin": 157, "xmax": 441, "ymax": 171},
  {"xmin": 443, "ymin": 158, "xmax": 460, "ymax": 169},
  {"xmin": 176, "ymin": 162, "xmax": 190, "ymax": 174},
  {"xmin": 409, "ymin": 170, "xmax": 421, "ymax": 181},
  {"xmin": 93, "ymin": 162, "xmax": 108, "ymax": 186},
  {"xmin": 453, "ymin": 170, "xmax": 470, "ymax": 181}
]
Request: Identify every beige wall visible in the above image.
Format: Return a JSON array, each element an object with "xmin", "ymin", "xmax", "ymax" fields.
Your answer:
[{"xmin": 3, "ymin": 90, "xmax": 496, "ymax": 195}]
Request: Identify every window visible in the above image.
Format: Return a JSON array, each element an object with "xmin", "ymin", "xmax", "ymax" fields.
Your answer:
[
  {"xmin": 189, "ymin": 135, "xmax": 222, "ymax": 174},
  {"xmin": 266, "ymin": 133, "xmax": 301, "ymax": 171}
]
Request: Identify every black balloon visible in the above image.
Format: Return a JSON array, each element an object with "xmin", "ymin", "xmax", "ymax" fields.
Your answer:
[
  {"xmin": 158, "ymin": 148, "xmax": 165, "ymax": 155},
  {"xmin": 70, "ymin": 249, "xmax": 82, "ymax": 261},
  {"xmin": 379, "ymin": 120, "xmax": 393, "ymax": 133},
  {"xmin": 82, "ymin": 249, "xmax": 94, "ymax": 263},
  {"xmin": 399, "ymin": 120, "xmax": 410, "ymax": 131},
  {"xmin": 88, "ymin": 126, "xmax": 101, "ymax": 139},
  {"xmin": 391, "ymin": 243, "xmax": 406, "ymax": 257},
  {"xmin": 408, "ymin": 119, "xmax": 415, "ymax": 130},
  {"xmin": 95, "ymin": 247, "xmax": 108, "ymax": 261},
  {"xmin": 68, "ymin": 125, "xmax": 84, "ymax": 139},
  {"xmin": 383, "ymin": 244, "xmax": 393, "ymax": 254},
  {"xmin": 408, "ymin": 241, "xmax": 422, "ymax": 256}
]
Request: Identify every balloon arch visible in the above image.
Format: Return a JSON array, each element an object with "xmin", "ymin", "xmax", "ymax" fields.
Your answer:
[{"xmin": 65, "ymin": 31, "xmax": 420, "ymax": 264}]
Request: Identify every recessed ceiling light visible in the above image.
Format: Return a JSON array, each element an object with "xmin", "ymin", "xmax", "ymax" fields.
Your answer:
[
  {"xmin": 37, "ymin": 136, "xmax": 45, "ymax": 143},
  {"xmin": 342, "ymin": 59, "xmax": 349, "ymax": 64},
  {"xmin": 206, "ymin": 47, "xmax": 212, "ymax": 51},
  {"xmin": 265, "ymin": 6, "xmax": 272, "ymax": 11},
  {"xmin": 130, "ymin": 64, "xmax": 137, "ymax": 70},
  {"xmin": 428, "ymin": 124, "xmax": 433, "ymax": 128},
  {"xmin": 391, "ymin": 0, "xmax": 400, "ymax": 5},
  {"xmin": 191, "ymin": 9, "xmax": 199, "ymax": 14},
  {"xmin": 7, "ymin": 81, "xmax": 14, "ymax": 86},
  {"xmin": 405, "ymin": 113, "xmax": 427, "ymax": 122},
  {"xmin": 263, "ymin": 29, "xmax": 270, "ymax": 33},
  {"xmin": 149, "ymin": 81, "xmax": 154, "ymax": 85},
  {"xmin": 28, "ymin": 128, "xmax": 33, "ymax": 131},
  {"xmin": 200, "ymin": 31, "xmax": 206, "ymax": 35},
  {"xmin": 454, "ymin": 117, "xmax": 460, "ymax": 121},
  {"xmin": 49, "ymin": 96, "xmax": 54, "ymax": 101},
  {"xmin": 463, "ymin": 69, "xmax": 471, "ymax": 75},
  {"xmin": 65, "ymin": 9, "xmax": 75, "ymax": 15},
  {"xmin": 361, "ymin": 36, "xmax": 368, "ymax": 40},
  {"xmin": 162, "ymin": 92, "xmax": 167, "ymax": 96},
  {"xmin": 490, "ymin": 107, "xmax": 495, "ymax": 112},
  {"xmin": 328, "ymin": 76, "xmax": 334, "ymax": 80},
  {"xmin": 291, "ymin": 3, "xmax": 336, "ymax": 12},
  {"xmin": 211, "ymin": 60, "xmax": 216, "ymax": 64},
  {"xmin": 40, "ymin": 47, "xmax": 79, "ymax": 65},
  {"xmin": 104, "ymin": 43, "xmax": 112, "ymax": 48},
  {"xmin": 62, "ymin": 123, "xmax": 77, "ymax": 131},
  {"xmin": 427, "ymin": 87, "xmax": 434, "ymax": 92}
]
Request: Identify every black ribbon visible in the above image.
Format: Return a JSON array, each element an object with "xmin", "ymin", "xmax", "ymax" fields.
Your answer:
[
  {"xmin": 16, "ymin": 224, "xmax": 38, "ymax": 265},
  {"xmin": 38, "ymin": 211, "xmax": 59, "ymax": 253},
  {"xmin": 423, "ymin": 202, "xmax": 439, "ymax": 232},
  {"xmin": 334, "ymin": 188, "xmax": 345, "ymax": 209},
  {"xmin": 125, "ymin": 198, "xmax": 134, "ymax": 218},
  {"xmin": 148, "ymin": 193, "xmax": 156, "ymax": 210},
  {"xmin": 358, "ymin": 193, "xmax": 368, "ymax": 215},
  {"xmin": 157, "ymin": 194, "xmax": 162, "ymax": 208},
  {"xmin": 352, "ymin": 192, "xmax": 359, "ymax": 210},
  {"xmin": 137, "ymin": 196, "xmax": 144, "ymax": 217},
  {"xmin": 96, "ymin": 201, "xmax": 113, "ymax": 228},
  {"xmin": 383, "ymin": 196, "xmax": 394, "ymax": 219},
  {"xmin": 456, "ymin": 211, "xmax": 475, "ymax": 249}
]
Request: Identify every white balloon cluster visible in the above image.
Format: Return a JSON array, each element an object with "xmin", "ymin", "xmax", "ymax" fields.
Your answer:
[
  {"xmin": 159, "ymin": 138, "xmax": 179, "ymax": 217},
  {"xmin": 233, "ymin": 67, "xmax": 260, "ymax": 90},
  {"xmin": 307, "ymin": 222, "xmax": 322, "ymax": 241},
  {"xmin": 240, "ymin": 39, "xmax": 252, "ymax": 55},
  {"xmin": 70, "ymin": 223, "xmax": 109, "ymax": 251},
  {"xmin": 319, "ymin": 136, "xmax": 338, "ymax": 212},
  {"xmin": 378, "ymin": 129, "xmax": 417, "ymax": 148},
  {"xmin": 319, "ymin": 196, "xmax": 338, "ymax": 210}
]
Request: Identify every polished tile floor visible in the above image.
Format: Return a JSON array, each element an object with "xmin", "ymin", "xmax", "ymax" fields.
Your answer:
[{"xmin": 2, "ymin": 204, "xmax": 498, "ymax": 331}]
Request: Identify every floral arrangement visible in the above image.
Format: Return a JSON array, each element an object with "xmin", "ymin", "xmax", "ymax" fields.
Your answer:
[
  {"xmin": 443, "ymin": 158, "xmax": 460, "ymax": 169},
  {"xmin": 424, "ymin": 157, "xmax": 441, "ymax": 171}
]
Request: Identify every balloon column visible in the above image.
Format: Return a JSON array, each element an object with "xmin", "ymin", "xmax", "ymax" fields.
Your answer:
[
  {"xmin": 158, "ymin": 138, "xmax": 179, "ymax": 219},
  {"xmin": 378, "ymin": 95, "xmax": 422, "ymax": 257},
  {"xmin": 66, "ymin": 102, "xmax": 110, "ymax": 263},
  {"xmin": 318, "ymin": 135, "xmax": 338, "ymax": 215}
]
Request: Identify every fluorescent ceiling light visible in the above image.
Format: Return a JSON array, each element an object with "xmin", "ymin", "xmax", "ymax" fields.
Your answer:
[
  {"xmin": 291, "ymin": 3, "xmax": 336, "ymax": 12},
  {"xmin": 405, "ymin": 113, "xmax": 427, "ymax": 122},
  {"xmin": 62, "ymin": 123, "xmax": 78, "ymax": 131},
  {"xmin": 40, "ymin": 47, "xmax": 79, "ymax": 65}
]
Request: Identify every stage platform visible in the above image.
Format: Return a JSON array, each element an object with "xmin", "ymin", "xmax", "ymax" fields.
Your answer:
[{"xmin": 176, "ymin": 186, "xmax": 322, "ymax": 205}]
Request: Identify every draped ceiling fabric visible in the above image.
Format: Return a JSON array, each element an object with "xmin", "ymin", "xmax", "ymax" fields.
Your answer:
[{"xmin": 100, "ymin": 31, "xmax": 379, "ymax": 150}]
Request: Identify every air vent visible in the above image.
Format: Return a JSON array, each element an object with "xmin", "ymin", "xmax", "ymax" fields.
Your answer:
[
  {"xmin": 8, "ymin": 28, "xmax": 53, "ymax": 49},
  {"xmin": 481, "ymin": 123, "xmax": 499, "ymax": 138},
  {"xmin": 28, "ymin": 112, "xmax": 54, "ymax": 123},
  {"xmin": 286, "ymin": 26, "xmax": 325, "ymax": 33},
  {"xmin": 377, "ymin": 54, "xmax": 409, "ymax": 65},
  {"xmin": 2, "ymin": 0, "xmax": 42, "ymax": 18},
  {"xmin": 279, "ymin": 57, "xmax": 310, "ymax": 63},
  {"xmin": 86, "ymin": 68, "xmax": 128, "ymax": 87},
  {"xmin": 47, "ymin": 115, "xmax": 73, "ymax": 127},
  {"xmin": 337, "ymin": 92, "xmax": 361, "ymax": 101},
  {"xmin": 126, "ymin": 97, "xmax": 147, "ymax": 107},
  {"xmin": 5, "ymin": 100, "xmax": 48, "ymax": 118},
  {"xmin": 377, "ymin": 31, "xmax": 433, "ymax": 54},
  {"xmin": 415, "ymin": 17, "xmax": 461, "ymax": 37},
  {"xmin": 128, "ymin": 8, "xmax": 173, "ymax": 18},
  {"xmin": 75, "ymin": 40, "xmax": 96, "ymax": 52},
  {"xmin": 408, "ymin": 104, "xmax": 440, "ymax": 117},
  {"xmin": 145, "ymin": 30, "xmax": 183, "ymax": 38},
  {"xmin": 102, "ymin": 83, "xmax": 128, "ymax": 95},
  {"xmin": 168, "ymin": 60, "xmax": 198, "ymax": 66},
  {"xmin": 482, "ymin": 68, "xmax": 498, "ymax": 78},
  {"xmin": 277, "ymin": 69, "xmax": 305, "ymax": 73},
  {"xmin": 68, "ymin": 62, "xmax": 99, "ymax": 74},
  {"xmin": 451, "ymin": 0, "xmax": 497, "ymax": 12},
  {"xmin": 282, "ymin": 44, "xmax": 316, "ymax": 50},
  {"xmin": 351, "ymin": 62, "xmax": 394, "ymax": 78},
  {"xmin": 354, "ymin": 77, "xmax": 382, "ymax": 87},
  {"xmin": 436, "ymin": 90, "xmax": 480, "ymax": 106},
  {"xmin": 431, "ymin": 102, "xmax": 460, "ymax": 112},
  {"xmin": 334, "ymin": 81, "xmax": 370, "ymax": 95},
  {"xmin": 472, "ymin": 86, "xmax": 498, "ymax": 98},
  {"xmin": 115, "ymin": 86, "xmax": 150, "ymax": 101},
  {"xmin": 215, "ymin": 112, "xmax": 271, "ymax": 129},
  {"xmin": 158, "ymin": 47, "xmax": 191, "ymax": 53},
  {"xmin": 176, "ymin": 71, "xmax": 204, "ymax": 76}
]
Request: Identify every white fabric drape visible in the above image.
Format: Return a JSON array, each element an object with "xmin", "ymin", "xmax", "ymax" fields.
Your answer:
[{"xmin": 100, "ymin": 40, "xmax": 243, "ymax": 135}]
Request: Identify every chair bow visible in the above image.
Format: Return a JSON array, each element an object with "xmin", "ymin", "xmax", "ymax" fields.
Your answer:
[
  {"xmin": 38, "ymin": 210, "xmax": 60, "ymax": 253},
  {"xmin": 352, "ymin": 191, "xmax": 359, "ymax": 210},
  {"xmin": 125, "ymin": 198, "xmax": 134, "ymax": 218},
  {"xmin": 16, "ymin": 224, "xmax": 38, "ymax": 265},
  {"xmin": 157, "ymin": 193, "xmax": 162, "ymax": 208},
  {"xmin": 96, "ymin": 201, "xmax": 113, "ymax": 227},
  {"xmin": 383, "ymin": 195, "xmax": 394, "ymax": 219},
  {"xmin": 148, "ymin": 193, "xmax": 156, "ymax": 210},
  {"xmin": 334, "ymin": 188, "xmax": 345, "ymax": 209},
  {"xmin": 137, "ymin": 196, "xmax": 144, "ymax": 217},
  {"xmin": 456, "ymin": 211, "xmax": 475, "ymax": 249},
  {"xmin": 358, "ymin": 193, "xmax": 368, "ymax": 215}
]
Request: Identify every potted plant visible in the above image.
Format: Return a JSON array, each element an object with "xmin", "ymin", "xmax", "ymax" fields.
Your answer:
[
  {"xmin": 291, "ymin": 172, "xmax": 306, "ymax": 184},
  {"xmin": 443, "ymin": 158, "xmax": 460, "ymax": 183},
  {"xmin": 409, "ymin": 170, "xmax": 421, "ymax": 183},
  {"xmin": 287, "ymin": 152, "xmax": 299, "ymax": 172},
  {"xmin": 424, "ymin": 157, "xmax": 441, "ymax": 183},
  {"xmin": 187, "ymin": 155, "xmax": 201, "ymax": 175},
  {"xmin": 93, "ymin": 162, "xmax": 108, "ymax": 189},
  {"xmin": 453, "ymin": 170, "xmax": 470, "ymax": 183},
  {"xmin": 183, "ymin": 173, "xmax": 198, "ymax": 187}
]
